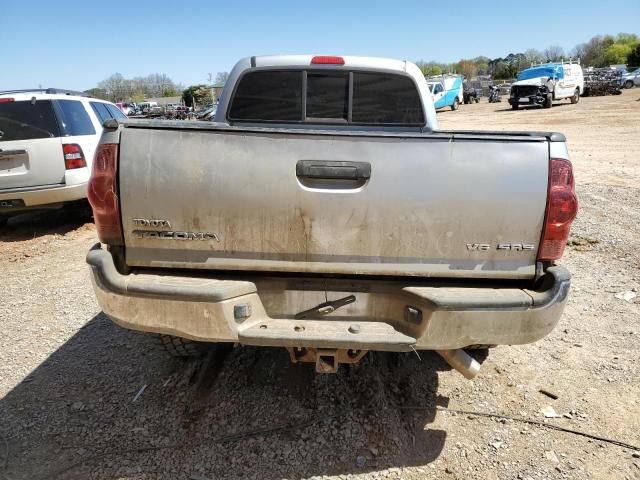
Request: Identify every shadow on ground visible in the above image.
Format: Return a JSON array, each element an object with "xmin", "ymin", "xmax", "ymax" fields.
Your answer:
[
  {"xmin": 0, "ymin": 314, "xmax": 449, "ymax": 480},
  {"xmin": 494, "ymin": 102, "xmax": 577, "ymax": 112},
  {"xmin": 0, "ymin": 202, "xmax": 92, "ymax": 242}
]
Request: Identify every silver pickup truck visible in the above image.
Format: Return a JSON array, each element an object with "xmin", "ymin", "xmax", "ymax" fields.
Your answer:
[{"xmin": 86, "ymin": 55, "xmax": 577, "ymax": 377}]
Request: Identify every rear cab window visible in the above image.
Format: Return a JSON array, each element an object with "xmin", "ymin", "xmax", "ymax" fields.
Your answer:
[
  {"xmin": 228, "ymin": 69, "xmax": 425, "ymax": 127},
  {"xmin": 228, "ymin": 71, "xmax": 302, "ymax": 121},
  {"xmin": 0, "ymin": 99, "xmax": 60, "ymax": 141}
]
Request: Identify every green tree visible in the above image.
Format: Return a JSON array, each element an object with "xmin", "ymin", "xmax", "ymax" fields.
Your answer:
[
  {"xmin": 182, "ymin": 84, "xmax": 212, "ymax": 108},
  {"xmin": 416, "ymin": 61, "xmax": 443, "ymax": 77},
  {"xmin": 471, "ymin": 56, "xmax": 491, "ymax": 76},
  {"xmin": 603, "ymin": 43, "xmax": 634, "ymax": 65},
  {"xmin": 84, "ymin": 88, "xmax": 108, "ymax": 100},
  {"xmin": 162, "ymin": 87, "xmax": 180, "ymax": 97},
  {"xmin": 628, "ymin": 44, "xmax": 640, "ymax": 67},
  {"xmin": 455, "ymin": 59, "xmax": 478, "ymax": 78}
]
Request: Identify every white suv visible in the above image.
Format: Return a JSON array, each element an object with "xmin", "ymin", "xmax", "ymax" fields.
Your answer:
[{"xmin": 0, "ymin": 89, "xmax": 126, "ymax": 227}]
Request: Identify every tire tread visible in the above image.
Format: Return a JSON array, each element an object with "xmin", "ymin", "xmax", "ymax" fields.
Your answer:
[{"xmin": 159, "ymin": 334, "xmax": 208, "ymax": 357}]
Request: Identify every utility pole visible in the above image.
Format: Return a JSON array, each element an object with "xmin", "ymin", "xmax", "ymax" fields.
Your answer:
[{"xmin": 208, "ymin": 73, "xmax": 214, "ymax": 104}]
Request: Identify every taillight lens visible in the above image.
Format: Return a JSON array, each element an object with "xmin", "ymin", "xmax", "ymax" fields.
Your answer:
[
  {"xmin": 0, "ymin": 98, "xmax": 15, "ymax": 103},
  {"xmin": 311, "ymin": 55, "xmax": 345, "ymax": 65},
  {"xmin": 62, "ymin": 143, "xmax": 86, "ymax": 169},
  {"xmin": 87, "ymin": 144, "xmax": 122, "ymax": 245},
  {"xmin": 538, "ymin": 158, "xmax": 578, "ymax": 261}
]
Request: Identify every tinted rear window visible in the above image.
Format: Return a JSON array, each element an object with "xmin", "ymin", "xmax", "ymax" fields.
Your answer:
[
  {"xmin": 55, "ymin": 100, "xmax": 95, "ymax": 136},
  {"xmin": 306, "ymin": 72, "xmax": 348, "ymax": 120},
  {"xmin": 0, "ymin": 100, "xmax": 60, "ymax": 142},
  {"xmin": 228, "ymin": 71, "xmax": 302, "ymax": 122},
  {"xmin": 228, "ymin": 69, "xmax": 424, "ymax": 126},
  {"xmin": 352, "ymin": 73, "xmax": 425, "ymax": 125}
]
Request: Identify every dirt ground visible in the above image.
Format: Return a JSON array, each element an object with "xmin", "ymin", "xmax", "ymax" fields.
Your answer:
[{"xmin": 1, "ymin": 91, "xmax": 639, "ymax": 480}]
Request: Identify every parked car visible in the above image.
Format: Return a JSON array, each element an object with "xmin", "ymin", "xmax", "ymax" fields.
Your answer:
[
  {"xmin": 621, "ymin": 67, "xmax": 640, "ymax": 88},
  {"xmin": 0, "ymin": 88, "xmax": 126, "ymax": 226},
  {"xmin": 86, "ymin": 55, "xmax": 576, "ymax": 378},
  {"xmin": 116, "ymin": 102, "xmax": 136, "ymax": 116},
  {"xmin": 202, "ymin": 105, "xmax": 217, "ymax": 120},
  {"xmin": 509, "ymin": 61, "xmax": 584, "ymax": 109},
  {"xmin": 427, "ymin": 75, "xmax": 463, "ymax": 110},
  {"xmin": 139, "ymin": 102, "xmax": 159, "ymax": 115},
  {"xmin": 196, "ymin": 106, "xmax": 217, "ymax": 119}
]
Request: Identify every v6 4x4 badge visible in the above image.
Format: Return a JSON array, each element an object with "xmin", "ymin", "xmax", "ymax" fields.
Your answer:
[{"xmin": 467, "ymin": 243, "xmax": 535, "ymax": 251}]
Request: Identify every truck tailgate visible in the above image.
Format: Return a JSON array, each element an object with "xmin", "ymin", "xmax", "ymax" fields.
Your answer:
[{"xmin": 118, "ymin": 125, "xmax": 549, "ymax": 280}]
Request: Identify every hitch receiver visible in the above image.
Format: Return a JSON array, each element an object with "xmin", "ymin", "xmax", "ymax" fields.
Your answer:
[{"xmin": 287, "ymin": 347, "xmax": 368, "ymax": 373}]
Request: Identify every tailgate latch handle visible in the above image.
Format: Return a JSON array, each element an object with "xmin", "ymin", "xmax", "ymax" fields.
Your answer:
[{"xmin": 296, "ymin": 161, "xmax": 371, "ymax": 181}]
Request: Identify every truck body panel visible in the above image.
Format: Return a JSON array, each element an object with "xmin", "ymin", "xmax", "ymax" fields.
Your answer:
[{"xmin": 119, "ymin": 123, "xmax": 549, "ymax": 280}]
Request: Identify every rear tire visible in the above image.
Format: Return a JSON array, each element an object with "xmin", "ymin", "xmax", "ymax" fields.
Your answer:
[
  {"xmin": 543, "ymin": 94, "xmax": 553, "ymax": 108},
  {"xmin": 570, "ymin": 88, "xmax": 580, "ymax": 104},
  {"xmin": 0, "ymin": 217, "xmax": 7, "ymax": 228},
  {"xmin": 451, "ymin": 98, "xmax": 459, "ymax": 111},
  {"xmin": 511, "ymin": 103, "xmax": 519, "ymax": 110},
  {"xmin": 624, "ymin": 80, "xmax": 634, "ymax": 89},
  {"xmin": 159, "ymin": 334, "xmax": 211, "ymax": 357}
]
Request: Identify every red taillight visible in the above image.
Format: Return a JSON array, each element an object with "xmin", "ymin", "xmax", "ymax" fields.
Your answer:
[
  {"xmin": 311, "ymin": 55, "xmax": 345, "ymax": 65},
  {"xmin": 0, "ymin": 98, "xmax": 14, "ymax": 103},
  {"xmin": 62, "ymin": 143, "xmax": 86, "ymax": 169},
  {"xmin": 87, "ymin": 144, "xmax": 122, "ymax": 245},
  {"xmin": 538, "ymin": 158, "xmax": 578, "ymax": 261}
]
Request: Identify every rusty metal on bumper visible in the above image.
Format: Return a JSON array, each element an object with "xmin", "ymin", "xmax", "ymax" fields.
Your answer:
[{"xmin": 87, "ymin": 244, "xmax": 571, "ymax": 351}]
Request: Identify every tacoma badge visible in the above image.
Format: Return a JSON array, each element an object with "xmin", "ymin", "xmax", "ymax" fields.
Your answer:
[{"xmin": 133, "ymin": 230, "xmax": 220, "ymax": 241}]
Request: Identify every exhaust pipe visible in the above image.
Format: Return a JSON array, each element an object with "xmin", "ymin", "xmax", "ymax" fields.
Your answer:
[{"xmin": 437, "ymin": 349, "xmax": 481, "ymax": 379}]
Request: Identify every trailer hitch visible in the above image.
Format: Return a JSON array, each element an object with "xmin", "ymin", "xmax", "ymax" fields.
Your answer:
[{"xmin": 287, "ymin": 347, "xmax": 367, "ymax": 373}]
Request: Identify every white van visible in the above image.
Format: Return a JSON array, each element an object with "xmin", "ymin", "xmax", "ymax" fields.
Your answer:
[
  {"xmin": 0, "ymin": 88, "xmax": 126, "ymax": 226},
  {"xmin": 509, "ymin": 60, "xmax": 584, "ymax": 109}
]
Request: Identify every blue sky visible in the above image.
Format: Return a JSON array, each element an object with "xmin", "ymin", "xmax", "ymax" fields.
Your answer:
[{"xmin": 1, "ymin": 0, "xmax": 638, "ymax": 91}]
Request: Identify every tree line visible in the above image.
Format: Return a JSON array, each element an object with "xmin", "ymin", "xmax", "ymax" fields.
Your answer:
[
  {"xmin": 85, "ymin": 73, "xmax": 184, "ymax": 103},
  {"xmin": 417, "ymin": 33, "xmax": 640, "ymax": 79},
  {"xmin": 85, "ymin": 72, "xmax": 230, "ymax": 106},
  {"xmin": 86, "ymin": 32, "xmax": 639, "ymax": 103}
]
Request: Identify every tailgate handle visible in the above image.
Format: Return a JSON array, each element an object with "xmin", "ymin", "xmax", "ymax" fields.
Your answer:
[
  {"xmin": 0, "ymin": 149, "xmax": 27, "ymax": 157},
  {"xmin": 296, "ymin": 160, "xmax": 371, "ymax": 180}
]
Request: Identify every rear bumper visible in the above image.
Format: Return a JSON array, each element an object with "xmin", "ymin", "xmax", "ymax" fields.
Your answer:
[
  {"xmin": 87, "ymin": 245, "xmax": 571, "ymax": 351},
  {"xmin": 0, "ymin": 182, "xmax": 87, "ymax": 214}
]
